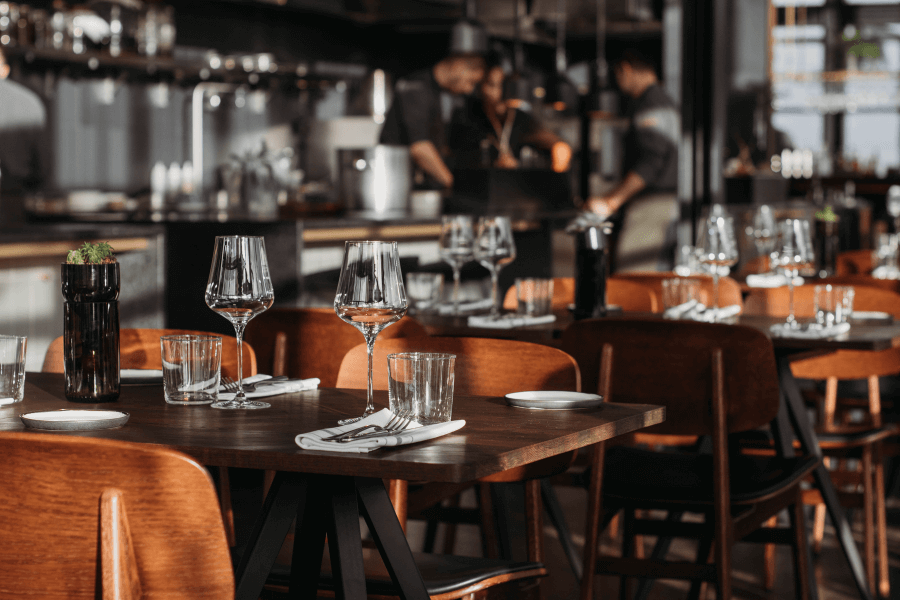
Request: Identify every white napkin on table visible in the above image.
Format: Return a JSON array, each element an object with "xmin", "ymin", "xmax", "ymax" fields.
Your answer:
[
  {"xmin": 693, "ymin": 304, "xmax": 742, "ymax": 322},
  {"xmin": 745, "ymin": 274, "xmax": 805, "ymax": 288},
  {"xmin": 296, "ymin": 408, "xmax": 466, "ymax": 453},
  {"xmin": 466, "ymin": 314, "xmax": 557, "ymax": 329},
  {"xmin": 872, "ymin": 266, "xmax": 900, "ymax": 280},
  {"xmin": 769, "ymin": 322, "xmax": 851, "ymax": 339},
  {"xmin": 438, "ymin": 298, "xmax": 494, "ymax": 315},
  {"xmin": 218, "ymin": 374, "xmax": 319, "ymax": 401},
  {"xmin": 663, "ymin": 299, "xmax": 700, "ymax": 319}
]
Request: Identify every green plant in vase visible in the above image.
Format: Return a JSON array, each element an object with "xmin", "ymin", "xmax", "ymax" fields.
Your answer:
[{"xmin": 66, "ymin": 241, "xmax": 117, "ymax": 265}]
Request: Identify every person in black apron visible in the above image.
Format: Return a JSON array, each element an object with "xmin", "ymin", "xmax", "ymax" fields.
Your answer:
[
  {"xmin": 585, "ymin": 49, "xmax": 679, "ymax": 272},
  {"xmin": 379, "ymin": 53, "xmax": 486, "ymax": 191}
]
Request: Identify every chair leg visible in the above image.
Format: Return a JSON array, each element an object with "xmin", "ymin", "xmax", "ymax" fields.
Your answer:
[
  {"xmin": 442, "ymin": 493, "xmax": 461, "ymax": 555},
  {"xmin": 477, "ymin": 483, "xmax": 499, "ymax": 559},
  {"xmin": 525, "ymin": 479, "xmax": 544, "ymax": 563},
  {"xmin": 619, "ymin": 509, "xmax": 636, "ymax": 600},
  {"xmin": 790, "ymin": 493, "xmax": 813, "ymax": 600},
  {"xmin": 763, "ymin": 515, "xmax": 778, "ymax": 590},
  {"xmin": 863, "ymin": 446, "xmax": 876, "ymax": 596},
  {"xmin": 812, "ymin": 502, "xmax": 827, "ymax": 554},
  {"xmin": 580, "ymin": 442, "xmax": 606, "ymax": 600},
  {"xmin": 216, "ymin": 466, "xmax": 236, "ymax": 548},
  {"xmin": 874, "ymin": 443, "xmax": 890, "ymax": 599},
  {"xmin": 540, "ymin": 478, "xmax": 583, "ymax": 581}
]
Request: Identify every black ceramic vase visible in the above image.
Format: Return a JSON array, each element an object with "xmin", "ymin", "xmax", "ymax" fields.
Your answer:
[
  {"xmin": 573, "ymin": 221, "xmax": 613, "ymax": 319},
  {"xmin": 61, "ymin": 263, "xmax": 121, "ymax": 402}
]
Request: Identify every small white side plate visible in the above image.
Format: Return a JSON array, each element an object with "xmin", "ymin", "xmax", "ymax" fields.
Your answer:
[
  {"xmin": 121, "ymin": 369, "xmax": 163, "ymax": 385},
  {"xmin": 505, "ymin": 391, "xmax": 604, "ymax": 410},
  {"xmin": 851, "ymin": 311, "xmax": 892, "ymax": 321},
  {"xmin": 21, "ymin": 410, "xmax": 130, "ymax": 431}
]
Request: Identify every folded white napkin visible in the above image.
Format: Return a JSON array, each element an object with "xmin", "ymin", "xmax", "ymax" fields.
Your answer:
[
  {"xmin": 663, "ymin": 299, "xmax": 700, "ymax": 319},
  {"xmin": 851, "ymin": 311, "xmax": 892, "ymax": 321},
  {"xmin": 467, "ymin": 314, "xmax": 557, "ymax": 329},
  {"xmin": 218, "ymin": 374, "xmax": 319, "ymax": 400},
  {"xmin": 746, "ymin": 273, "xmax": 789, "ymax": 288},
  {"xmin": 296, "ymin": 408, "xmax": 466, "ymax": 453},
  {"xmin": 769, "ymin": 322, "xmax": 851, "ymax": 339},
  {"xmin": 872, "ymin": 266, "xmax": 900, "ymax": 280},
  {"xmin": 438, "ymin": 298, "xmax": 494, "ymax": 315},
  {"xmin": 693, "ymin": 304, "xmax": 742, "ymax": 322}
]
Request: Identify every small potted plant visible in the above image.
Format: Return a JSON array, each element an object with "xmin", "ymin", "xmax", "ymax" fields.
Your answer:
[{"xmin": 61, "ymin": 242, "xmax": 121, "ymax": 402}]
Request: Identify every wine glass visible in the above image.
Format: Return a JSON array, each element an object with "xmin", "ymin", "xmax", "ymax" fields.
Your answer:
[
  {"xmin": 334, "ymin": 241, "xmax": 409, "ymax": 424},
  {"xmin": 697, "ymin": 214, "xmax": 739, "ymax": 322},
  {"xmin": 748, "ymin": 205, "xmax": 776, "ymax": 270},
  {"xmin": 205, "ymin": 236, "xmax": 274, "ymax": 409},
  {"xmin": 438, "ymin": 215, "xmax": 475, "ymax": 315},
  {"xmin": 772, "ymin": 219, "xmax": 815, "ymax": 329},
  {"xmin": 474, "ymin": 216, "xmax": 517, "ymax": 319}
]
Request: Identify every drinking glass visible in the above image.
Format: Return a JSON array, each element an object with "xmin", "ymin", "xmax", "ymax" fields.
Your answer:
[
  {"xmin": 748, "ymin": 204, "xmax": 776, "ymax": 269},
  {"xmin": 205, "ymin": 236, "xmax": 274, "ymax": 409},
  {"xmin": 697, "ymin": 214, "xmax": 738, "ymax": 322},
  {"xmin": 438, "ymin": 215, "xmax": 475, "ymax": 315},
  {"xmin": 772, "ymin": 219, "xmax": 815, "ymax": 328},
  {"xmin": 334, "ymin": 241, "xmax": 409, "ymax": 424},
  {"xmin": 474, "ymin": 216, "xmax": 517, "ymax": 319}
]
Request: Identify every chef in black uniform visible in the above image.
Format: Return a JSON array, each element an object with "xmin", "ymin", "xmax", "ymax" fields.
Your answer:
[
  {"xmin": 586, "ymin": 49, "xmax": 679, "ymax": 271},
  {"xmin": 379, "ymin": 52, "xmax": 486, "ymax": 191}
]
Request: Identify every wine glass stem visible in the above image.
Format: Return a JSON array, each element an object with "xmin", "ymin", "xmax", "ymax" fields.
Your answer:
[
  {"xmin": 787, "ymin": 273, "xmax": 796, "ymax": 325},
  {"xmin": 489, "ymin": 268, "xmax": 500, "ymax": 318},
  {"xmin": 452, "ymin": 266, "xmax": 461, "ymax": 315},
  {"xmin": 233, "ymin": 322, "xmax": 246, "ymax": 403},
  {"xmin": 712, "ymin": 270, "xmax": 720, "ymax": 322},
  {"xmin": 365, "ymin": 334, "xmax": 376, "ymax": 417}
]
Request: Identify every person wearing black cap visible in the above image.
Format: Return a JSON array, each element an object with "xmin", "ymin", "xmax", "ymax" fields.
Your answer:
[
  {"xmin": 586, "ymin": 49, "xmax": 679, "ymax": 271},
  {"xmin": 379, "ymin": 47, "xmax": 486, "ymax": 191}
]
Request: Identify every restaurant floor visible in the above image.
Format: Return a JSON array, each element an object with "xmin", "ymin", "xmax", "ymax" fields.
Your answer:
[{"xmin": 401, "ymin": 487, "xmax": 900, "ymax": 600}]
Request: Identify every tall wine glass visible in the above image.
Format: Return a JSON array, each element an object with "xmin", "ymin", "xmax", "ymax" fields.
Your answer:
[
  {"xmin": 474, "ymin": 216, "xmax": 517, "ymax": 319},
  {"xmin": 772, "ymin": 218, "xmax": 815, "ymax": 329},
  {"xmin": 697, "ymin": 214, "xmax": 738, "ymax": 322},
  {"xmin": 335, "ymin": 241, "xmax": 409, "ymax": 424},
  {"xmin": 438, "ymin": 215, "xmax": 475, "ymax": 315},
  {"xmin": 205, "ymin": 236, "xmax": 274, "ymax": 409},
  {"xmin": 748, "ymin": 204, "xmax": 776, "ymax": 270}
]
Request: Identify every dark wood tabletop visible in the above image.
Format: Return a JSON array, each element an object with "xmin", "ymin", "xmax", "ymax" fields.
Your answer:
[
  {"xmin": 6, "ymin": 372, "xmax": 664, "ymax": 484},
  {"xmin": 416, "ymin": 310, "xmax": 900, "ymax": 353}
]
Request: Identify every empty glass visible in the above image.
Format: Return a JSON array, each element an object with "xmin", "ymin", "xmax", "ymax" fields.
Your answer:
[
  {"xmin": 474, "ymin": 216, "xmax": 517, "ymax": 319},
  {"xmin": 406, "ymin": 272, "xmax": 443, "ymax": 313},
  {"xmin": 661, "ymin": 278, "xmax": 701, "ymax": 313},
  {"xmin": 160, "ymin": 335, "xmax": 221, "ymax": 405},
  {"xmin": 814, "ymin": 285, "xmax": 855, "ymax": 328},
  {"xmin": 515, "ymin": 278, "xmax": 554, "ymax": 316},
  {"xmin": 697, "ymin": 214, "xmax": 738, "ymax": 322},
  {"xmin": 387, "ymin": 352, "xmax": 456, "ymax": 425},
  {"xmin": 0, "ymin": 335, "xmax": 26, "ymax": 406},
  {"xmin": 438, "ymin": 215, "xmax": 475, "ymax": 315},
  {"xmin": 772, "ymin": 219, "xmax": 815, "ymax": 329}
]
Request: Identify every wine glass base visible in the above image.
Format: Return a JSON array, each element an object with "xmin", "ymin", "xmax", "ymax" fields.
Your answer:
[{"xmin": 212, "ymin": 400, "xmax": 271, "ymax": 410}]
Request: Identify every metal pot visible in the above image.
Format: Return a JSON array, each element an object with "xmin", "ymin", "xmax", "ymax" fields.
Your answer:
[{"xmin": 338, "ymin": 146, "xmax": 411, "ymax": 217}]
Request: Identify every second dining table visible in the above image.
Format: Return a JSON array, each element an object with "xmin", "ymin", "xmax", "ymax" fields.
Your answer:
[{"xmin": 6, "ymin": 372, "xmax": 665, "ymax": 600}]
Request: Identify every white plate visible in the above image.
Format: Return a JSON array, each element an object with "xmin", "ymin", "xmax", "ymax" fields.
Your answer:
[
  {"xmin": 505, "ymin": 391, "xmax": 604, "ymax": 410},
  {"xmin": 121, "ymin": 369, "xmax": 163, "ymax": 385},
  {"xmin": 21, "ymin": 410, "xmax": 130, "ymax": 431}
]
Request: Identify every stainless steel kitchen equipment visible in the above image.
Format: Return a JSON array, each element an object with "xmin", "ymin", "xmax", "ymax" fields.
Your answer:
[{"xmin": 338, "ymin": 145, "xmax": 411, "ymax": 218}]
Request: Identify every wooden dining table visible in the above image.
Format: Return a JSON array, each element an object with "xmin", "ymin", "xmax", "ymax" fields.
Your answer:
[
  {"xmin": 416, "ymin": 309, "xmax": 900, "ymax": 600},
  {"xmin": 4, "ymin": 372, "xmax": 665, "ymax": 600}
]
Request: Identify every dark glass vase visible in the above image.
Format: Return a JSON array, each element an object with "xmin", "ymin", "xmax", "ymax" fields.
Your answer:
[
  {"xmin": 573, "ymin": 222, "xmax": 613, "ymax": 320},
  {"xmin": 61, "ymin": 263, "xmax": 121, "ymax": 402}
]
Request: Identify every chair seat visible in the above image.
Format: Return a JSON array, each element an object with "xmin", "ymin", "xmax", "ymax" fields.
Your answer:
[
  {"xmin": 264, "ymin": 550, "xmax": 546, "ymax": 598},
  {"xmin": 603, "ymin": 446, "xmax": 819, "ymax": 505}
]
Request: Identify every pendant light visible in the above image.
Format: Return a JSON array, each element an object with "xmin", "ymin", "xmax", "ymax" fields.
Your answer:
[
  {"xmin": 449, "ymin": 0, "xmax": 489, "ymax": 55},
  {"xmin": 503, "ymin": 0, "xmax": 532, "ymax": 109},
  {"xmin": 544, "ymin": 0, "xmax": 578, "ymax": 111},
  {"xmin": 588, "ymin": 0, "xmax": 618, "ymax": 117}
]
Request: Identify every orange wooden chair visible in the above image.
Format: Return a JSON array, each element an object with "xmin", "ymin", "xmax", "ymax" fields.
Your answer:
[
  {"xmin": 243, "ymin": 307, "xmax": 427, "ymax": 385},
  {"xmin": 611, "ymin": 271, "xmax": 743, "ymax": 313},
  {"xmin": 43, "ymin": 328, "xmax": 256, "ymax": 381},
  {"xmin": 560, "ymin": 319, "xmax": 816, "ymax": 600},
  {"xmin": 836, "ymin": 249, "xmax": 877, "ymax": 276},
  {"xmin": 501, "ymin": 276, "xmax": 658, "ymax": 312},
  {"xmin": 744, "ymin": 283, "xmax": 897, "ymax": 597},
  {"xmin": 0, "ymin": 431, "xmax": 234, "ymax": 598}
]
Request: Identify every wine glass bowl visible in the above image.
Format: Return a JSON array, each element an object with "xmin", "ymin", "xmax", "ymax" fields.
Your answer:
[
  {"xmin": 697, "ymin": 214, "xmax": 738, "ymax": 322},
  {"xmin": 438, "ymin": 215, "xmax": 475, "ymax": 315},
  {"xmin": 747, "ymin": 204, "xmax": 776, "ymax": 269},
  {"xmin": 772, "ymin": 218, "xmax": 815, "ymax": 328},
  {"xmin": 205, "ymin": 236, "xmax": 274, "ymax": 409},
  {"xmin": 473, "ymin": 216, "xmax": 517, "ymax": 319},
  {"xmin": 335, "ymin": 241, "xmax": 409, "ymax": 424}
]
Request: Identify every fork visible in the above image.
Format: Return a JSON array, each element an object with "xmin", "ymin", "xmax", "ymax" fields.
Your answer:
[
  {"xmin": 337, "ymin": 413, "xmax": 413, "ymax": 443},
  {"xmin": 324, "ymin": 411, "xmax": 413, "ymax": 442}
]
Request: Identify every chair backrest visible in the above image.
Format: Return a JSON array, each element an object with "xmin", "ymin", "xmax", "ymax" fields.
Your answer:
[
  {"xmin": 611, "ymin": 272, "xmax": 743, "ymax": 313},
  {"xmin": 336, "ymin": 336, "xmax": 581, "ymax": 396},
  {"xmin": 0, "ymin": 432, "xmax": 234, "ymax": 598},
  {"xmin": 836, "ymin": 249, "xmax": 876, "ymax": 276},
  {"xmin": 819, "ymin": 274, "xmax": 900, "ymax": 296},
  {"xmin": 42, "ymin": 328, "xmax": 257, "ymax": 380},
  {"xmin": 500, "ymin": 276, "xmax": 657, "ymax": 313},
  {"xmin": 243, "ymin": 307, "xmax": 428, "ymax": 387},
  {"xmin": 559, "ymin": 319, "xmax": 779, "ymax": 436},
  {"xmin": 744, "ymin": 283, "xmax": 900, "ymax": 319}
]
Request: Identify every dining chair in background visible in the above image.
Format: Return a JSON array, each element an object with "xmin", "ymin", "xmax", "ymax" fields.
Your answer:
[
  {"xmin": 0, "ymin": 431, "xmax": 234, "ymax": 598},
  {"xmin": 42, "ymin": 327, "xmax": 257, "ymax": 380},
  {"xmin": 243, "ymin": 307, "xmax": 427, "ymax": 385},
  {"xmin": 560, "ymin": 319, "xmax": 817, "ymax": 600},
  {"xmin": 500, "ymin": 276, "xmax": 658, "ymax": 313},
  {"xmin": 836, "ymin": 249, "xmax": 877, "ymax": 276},
  {"xmin": 611, "ymin": 271, "xmax": 744, "ymax": 313},
  {"xmin": 744, "ymin": 283, "xmax": 899, "ymax": 598},
  {"xmin": 331, "ymin": 336, "xmax": 582, "ymax": 597}
]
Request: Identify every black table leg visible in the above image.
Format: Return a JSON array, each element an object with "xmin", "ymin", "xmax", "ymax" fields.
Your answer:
[
  {"xmin": 777, "ymin": 354, "xmax": 872, "ymax": 600},
  {"xmin": 356, "ymin": 476, "xmax": 430, "ymax": 600},
  {"xmin": 290, "ymin": 475, "xmax": 328, "ymax": 600},
  {"xmin": 235, "ymin": 471, "xmax": 309, "ymax": 600},
  {"xmin": 326, "ymin": 475, "xmax": 368, "ymax": 599}
]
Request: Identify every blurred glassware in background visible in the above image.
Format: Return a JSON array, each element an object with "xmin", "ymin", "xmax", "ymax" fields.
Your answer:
[
  {"xmin": 696, "ymin": 214, "xmax": 739, "ymax": 322},
  {"xmin": 747, "ymin": 204, "xmax": 776, "ymax": 259},
  {"xmin": 873, "ymin": 233, "xmax": 900, "ymax": 280},
  {"xmin": 772, "ymin": 218, "xmax": 815, "ymax": 329},
  {"xmin": 673, "ymin": 244, "xmax": 701, "ymax": 276},
  {"xmin": 887, "ymin": 185, "xmax": 900, "ymax": 233},
  {"xmin": 406, "ymin": 272, "xmax": 443, "ymax": 314}
]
